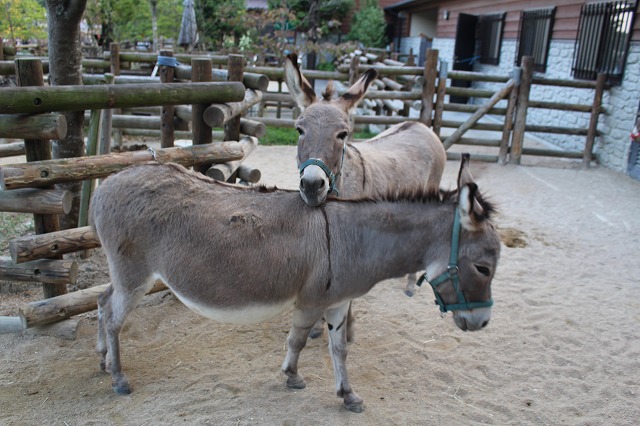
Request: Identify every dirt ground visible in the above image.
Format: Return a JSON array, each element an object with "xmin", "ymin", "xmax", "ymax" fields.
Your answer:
[{"xmin": 1, "ymin": 145, "xmax": 639, "ymax": 425}]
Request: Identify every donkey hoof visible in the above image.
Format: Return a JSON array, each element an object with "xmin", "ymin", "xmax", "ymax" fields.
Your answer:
[
  {"xmin": 343, "ymin": 394, "xmax": 364, "ymax": 413},
  {"xmin": 113, "ymin": 384, "xmax": 132, "ymax": 395},
  {"xmin": 286, "ymin": 376, "xmax": 306, "ymax": 389},
  {"xmin": 309, "ymin": 326, "xmax": 324, "ymax": 339}
]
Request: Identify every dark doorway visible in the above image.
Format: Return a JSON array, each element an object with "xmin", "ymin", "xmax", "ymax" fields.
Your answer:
[{"xmin": 451, "ymin": 13, "xmax": 478, "ymax": 104}]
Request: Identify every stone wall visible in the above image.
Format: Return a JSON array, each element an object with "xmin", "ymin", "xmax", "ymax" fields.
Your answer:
[{"xmin": 430, "ymin": 38, "xmax": 640, "ymax": 173}]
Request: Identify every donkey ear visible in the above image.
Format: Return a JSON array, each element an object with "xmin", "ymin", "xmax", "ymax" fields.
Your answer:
[
  {"xmin": 284, "ymin": 53, "xmax": 317, "ymax": 110},
  {"xmin": 457, "ymin": 153, "xmax": 474, "ymax": 188},
  {"xmin": 459, "ymin": 183, "xmax": 485, "ymax": 231},
  {"xmin": 457, "ymin": 154, "xmax": 486, "ymax": 231},
  {"xmin": 338, "ymin": 68, "xmax": 378, "ymax": 112}
]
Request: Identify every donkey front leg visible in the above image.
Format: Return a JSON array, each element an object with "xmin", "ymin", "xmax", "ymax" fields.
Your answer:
[
  {"xmin": 325, "ymin": 301, "xmax": 363, "ymax": 413},
  {"xmin": 282, "ymin": 308, "xmax": 323, "ymax": 389}
]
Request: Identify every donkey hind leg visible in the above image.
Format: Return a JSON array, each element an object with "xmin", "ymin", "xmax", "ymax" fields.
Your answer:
[
  {"xmin": 310, "ymin": 302, "xmax": 356, "ymax": 342},
  {"xmin": 97, "ymin": 270, "xmax": 156, "ymax": 395},
  {"xmin": 282, "ymin": 308, "xmax": 324, "ymax": 390},
  {"xmin": 325, "ymin": 301, "xmax": 363, "ymax": 413}
]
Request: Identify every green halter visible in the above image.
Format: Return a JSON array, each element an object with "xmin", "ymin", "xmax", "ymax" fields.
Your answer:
[
  {"xmin": 298, "ymin": 139, "xmax": 347, "ymax": 197},
  {"xmin": 416, "ymin": 207, "xmax": 494, "ymax": 313}
]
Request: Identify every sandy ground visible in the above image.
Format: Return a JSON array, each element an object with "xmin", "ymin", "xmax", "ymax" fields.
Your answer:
[{"xmin": 1, "ymin": 144, "xmax": 640, "ymax": 425}]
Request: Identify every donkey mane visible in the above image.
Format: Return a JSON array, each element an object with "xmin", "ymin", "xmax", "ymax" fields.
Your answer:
[
  {"xmin": 337, "ymin": 186, "xmax": 497, "ymax": 222},
  {"xmin": 321, "ymin": 81, "xmax": 335, "ymax": 100}
]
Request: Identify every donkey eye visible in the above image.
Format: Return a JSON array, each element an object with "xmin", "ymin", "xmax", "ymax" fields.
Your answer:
[
  {"xmin": 337, "ymin": 131, "xmax": 349, "ymax": 140},
  {"xmin": 474, "ymin": 265, "xmax": 491, "ymax": 276},
  {"xmin": 296, "ymin": 127, "xmax": 304, "ymax": 136}
]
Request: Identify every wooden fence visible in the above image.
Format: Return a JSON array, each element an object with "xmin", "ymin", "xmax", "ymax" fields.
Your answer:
[
  {"xmin": 0, "ymin": 46, "xmax": 607, "ymax": 334},
  {"xmin": 0, "ymin": 49, "xmax": 272, "ymax": 334}
]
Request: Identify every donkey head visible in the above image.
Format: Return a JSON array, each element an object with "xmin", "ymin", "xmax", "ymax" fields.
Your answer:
[
  {"xmin": 424, "ymin": 155, "xmax": 501, "ymax": 331},
  {"xmin": 284, "ymin": 53, "xmax": 377, "ymax": 207}
]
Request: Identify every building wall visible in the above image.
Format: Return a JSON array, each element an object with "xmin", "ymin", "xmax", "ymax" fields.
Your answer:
[{"xmin": 432, "ymin": 37, "xmax": 640, "ymax": 172}]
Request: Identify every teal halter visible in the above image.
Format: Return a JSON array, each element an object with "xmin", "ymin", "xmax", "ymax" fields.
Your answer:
[
  {"xmin": 299, "ymin": 139, "xmax": 347, "ymax": 197},
  {"xmin": 416, "ymin": 207, "xmax": 494, "ymax": 313}
]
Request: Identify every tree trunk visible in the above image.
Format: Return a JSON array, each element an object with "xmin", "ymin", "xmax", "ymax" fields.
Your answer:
[{"xmin": 45, "ymin": 0, "xmax": 88, "ymax": 230}]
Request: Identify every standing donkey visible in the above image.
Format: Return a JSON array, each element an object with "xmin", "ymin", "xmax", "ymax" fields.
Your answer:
[
  {"xmin": 90, "ymin": 156, "xmax": 500, "ymax": 413},
  {"xmin": 284, "ymin": 53, "xmax": 447, "ymax": 338}
]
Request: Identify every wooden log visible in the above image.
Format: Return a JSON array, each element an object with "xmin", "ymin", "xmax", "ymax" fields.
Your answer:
[
  {"xmin": 19, "ymin": 280, "xmax": 168, "ymax": 327},
  {"xmin": 499, "ymin": 70, "xmax": 520, "ymax": 164},
  {"xmin": 0, "ymin": 142, "xmax": 244, "ymax": 190},
  {"xmin": 0, "ymin": 113, "xmax": 67, "ymax": 140},
  {"xmin": 349, "ymin": 55, "xmax": 360, "ymax": 86},
  {"xmin": 443, "ymin": 79, "xmax": 516, "ymax": 149},
  {"xmin": 382, "ymin": 77, "xmax": 403, "ymax": 91},
  {"xmin": 28, "ymin": 317, "xmax": 81, "ymax": 340},
  {"xmin": 445, "ymin": 86, "xmax": 496, "ymax": 98},
  {"xmin": 15, "ymin": 56, "xmax": 64, "ymax": 298},
  {"xmin": 10, "ymin": 226, "xmax": 99, "ymax": 264},
  {"xmin": 110, "ymin": 43, "xmax": 120, "ymax": 75},
  {"xmin": 0, "ymin": 82, "xmax": 246, "ymax": 114},
  {"xmin": 84, "ymin": 113, "xmax": 190, "ymax": 131},
  {"xmin": 159, "ymin": 50, "xmax": 175, "ymax": 148},
  {"xmin": 583, "ymin": 73, "xmax": 606, "ymax": 168},
  {"xmin": 0, "ymin": 256, "xmax": 78, "ymax": 284},
  {"xmin": 252, "ymin": 116, "xmax": 295, "ymax": 127},
  {"xmin": 224, "ymin": 55, "xmax": 244, "ymax": 149},
  {"xmin": 240, "ymin": 118, "xmax": 266, "ymax": 138},
  {"xmin": 191, "ymin": 57, "xmax": 213, "ymax": 168},
  {"xmin": 203, "ymin": 90, "xmax": 263, "ymax": 128},
  {"xmin": 174, "ymin": 65, "xmax": 269, "ymax": 91},
  {"xmin": 237, "ymin": 164, "xmax": 261, "ymax": 183},
  {"xmin": 206, "ymin": 136, "xmax": 259, "ymax": 182},
  {"xmin": 337, "ymin": 64, "xmax": 423, "ymax": 76},
  {"xmin": 0, "ymin": 316, "xmax": 26, "ymax": 334},
  {"xmin": 364, "ymin": 90, "xmax": 421, "ymax": 100},
  {"xmin": 433, "ymin": 61, "xmax": 448, "ymax": 137},
  {"xmin": 0, "ymin": 142, "xmax": 25, "ymax": 158},
  {"xmin": 0, "ymin": 188, "xmax": 71, "ymax": 214},
  {"xmin": 510, "ymin": 56, "xmax": 534, "ymax": 165},
  {"xmin": 420, "ymin": 49, "xmax": 438, "ymax": 126}
]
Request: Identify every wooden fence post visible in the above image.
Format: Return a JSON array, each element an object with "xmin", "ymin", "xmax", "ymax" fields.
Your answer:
[
  {"xmin": 14, "ymin": 57, "xmax": 66, "ymax": 298},
  {"xmin": 420, "ymin": 49, "xmax": 438, "ymax": 127},
  {"xmin": 192, "ymin": 57, "xmax": 213, "ymax": 173},
  {"xmin": 159, "ymin": 49, "xmax": 175, "ymax": 148},
  {"xmin": 583, "ymin": 73, "xmax": 606, "ymax": 168},
  {"xmin": 224, "ymin": 55, "xmax": 244, "ymax": 144},
  {"xmin": 433, "ymin": 60, "xmax": 448, "ymax": 137},
  {"xmin": 510, "ymin": 56, "xmax": 534, "ymax": 164},
  {"xmin": 499, "ymin": 67, "xmax": 521, "ymax": 164},
  {"xmin": 0, "ymin": 37, "xmax": 4, "ymax": 61},
  {"xmin": 109, "ymin": 43, "xmax": 122, "ymax": 148},
  {"xmin": 349, "ymin": 55, "xmax": 360, "ymax": 86}
]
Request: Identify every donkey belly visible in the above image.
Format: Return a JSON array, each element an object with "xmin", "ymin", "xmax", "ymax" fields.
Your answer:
[{"xmin": 158, "ymin": 274, "xmax": 296, "ymax": 324}]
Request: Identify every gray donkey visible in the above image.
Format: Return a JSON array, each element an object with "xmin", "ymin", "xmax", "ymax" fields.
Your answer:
[
  {"xmin": 284, "ymin": 53, "xmax": 447, "ymax": 338},
  {"xmin": 90, "ymin": 156, "xmax": 499, "ymax": 413}
]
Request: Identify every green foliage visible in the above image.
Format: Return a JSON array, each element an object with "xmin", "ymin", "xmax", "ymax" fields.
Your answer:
[
  {"xmin": 260, "ymin": 126, "xmax": 379, "ymax": 146},
  {"xmin": 84, "ymin": 0, "xmax": 182, "ymax": 45},
  {"xmin": 347, "ymin": 0, "xmax": 388, "ymax": 48},
  {"xmin": 317, "ymin": 61, "xmax": 335, "ymax": 71},
  {"xmin": 0, "ymin": 0, "xmax": 47, "ymax": 42},
  {"xmin": 261, "ymin": 126, "xmax": 299, "ymax": 146},
  {"xmin": 199, "ymin": 0, "xmax": 246, "ymax": 50}
]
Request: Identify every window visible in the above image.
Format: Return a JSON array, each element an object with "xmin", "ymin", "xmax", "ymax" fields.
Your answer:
[
  {"xmin": 477, "ymin": 13, "xmax": 506, "ymax": 65},
  {"xmin": 572, "ymin": 1, "xmax": 636, "ymax": 85},
  {"xmin": 516, "ymin": 8, "xmax": 556, "ymax": 72}
]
